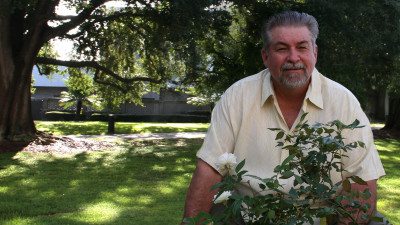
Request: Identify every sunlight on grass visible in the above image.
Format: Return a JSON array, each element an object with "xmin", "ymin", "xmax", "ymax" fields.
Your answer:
[
  {"xmin": 370, "ymin": 122, "xmax": 385, "ymax": 128},
  {"xmin": 0, "ymin": 186, "xmax": 9, "ymax": 193},
  {"xmin": 76, "ymin": 202, "xmax": 120, "ymax": 223},
  {"xmin": 0, "ymin": 139, "xmax": 201, "ymax": 225},
  {"xmin": 152, "ymin": 165, "xmax": 167, "ymax": 172},
  {"xmin": 136, "ymin": 195, "xmax": 154, "ymax": 204},
  {"xmin": 0, "ymin": 136, "xmax": 397, "ymax": 224},
  {"xmin": 2, "ymin": 218, "xmax": 33, "ymax": 225},
  {"xmin": 375, "ymin": 138, "xmax": 400, "ymax": 224},
  {"xmin": 35, "ymin": 121, "xmax": 209, "ymax": 135},
  {"xmin": 159, "ymin": 185, "xmax": 173, "ymax": 194}
]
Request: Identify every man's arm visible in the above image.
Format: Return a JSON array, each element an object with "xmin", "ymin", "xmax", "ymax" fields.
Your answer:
[
  {"xmin": 182, "ymin": 159, "xmax": 222, "ymax": 223},
  {"xmin": 339, "ymin": 179, "xmax": 378, "ymax": 225}
]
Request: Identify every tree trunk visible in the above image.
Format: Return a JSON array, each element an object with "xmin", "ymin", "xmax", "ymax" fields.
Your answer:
[
  {"xmin": 75, "ymin": 99, "xmax": 83, "ymax": 120},
  {"xmin": 0, "ymin": 58, "xmax": 37, "ymax": 142},
  {"xmin": 0, "ymin": 5, "xmax": 44, "ymax": 142},
  {"xmin": 384, "ymin": 97, "xmax": 400, "ymax": 130}
]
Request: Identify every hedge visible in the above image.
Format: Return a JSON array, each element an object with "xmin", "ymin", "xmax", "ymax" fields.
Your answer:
[
  {"xmin": 44, "ymin": 111, "xmax": 210, "ymax": 123},
  {"xmin": 44, "ymin": 111, "xmax": 85, "ymax": 121},
  {"xmin": 89, "ymin": 113, "xmax": 210, "ymax": 123}
]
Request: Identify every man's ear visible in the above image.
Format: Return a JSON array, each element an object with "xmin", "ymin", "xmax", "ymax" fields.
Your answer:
[{"xmin": 261, "ymin": 48, "xmax": 268, "ymax": 68}]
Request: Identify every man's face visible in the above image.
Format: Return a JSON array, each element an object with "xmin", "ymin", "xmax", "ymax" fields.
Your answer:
[{"xmin": 261, "ymin": 26, "xmax": 318, "ymax": 90}]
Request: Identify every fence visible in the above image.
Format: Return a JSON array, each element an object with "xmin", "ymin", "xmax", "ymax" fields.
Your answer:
[{"xmin": 31, "ymin": 98, "xmax": 211, "ymax": 121}]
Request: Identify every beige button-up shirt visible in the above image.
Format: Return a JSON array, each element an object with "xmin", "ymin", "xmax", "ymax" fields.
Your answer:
[{"xmin": 197, "ymin": 68, "xmax": 385, "ymax": 196}]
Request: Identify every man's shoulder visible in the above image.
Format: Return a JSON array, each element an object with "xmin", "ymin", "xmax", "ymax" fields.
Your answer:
[
  {"xmin": 219, "ymin": 70, "xmax": 266, "ymax": 103},
  {"xmin": 318, "ymin": 73, "xmax": 359, "ymax": 103},
  {"xmin": 230, "ymin": 70, "xmax": 266, "ymax": 89}
]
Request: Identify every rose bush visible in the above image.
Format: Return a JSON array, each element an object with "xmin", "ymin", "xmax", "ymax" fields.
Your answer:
[{"xmin": 184, "ymin": 114, "xmax": 386, "ymax": 225}]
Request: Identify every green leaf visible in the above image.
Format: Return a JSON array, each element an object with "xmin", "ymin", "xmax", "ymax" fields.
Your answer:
[
  {"xmin": 369, "ymin": 216, "xmax": 384, "ymax": 222},
  {"xmin": 281, "ymin": 154, "xmax": 295, "ymax": 166},
  {"xmin": 357, "ymin": 141, "xmax": 366, "ymax": 148},
  {"xmin": 299, "ymin": 113, "xmax": 308, "ymax": 122},
  {"xmin": 342, "ymin": 179, "xmax": 351, "ymax": 192},
  {"xmin": 349, "ymin": 119, "xmax": 365, "ymax": 129},
  {"xmin": 275, "ymin": 131, "xmax": 284, "ymax": 140},
  {"xmin": 362, "ymin": 189, "xmax": 372, "ymax": 199},
  {"xmin": 235, "ymin": 159, "xmax": 246, "ymax": 173},
  {"xmin": 280, "ymin": 171, "xmax": 294, "ymax": 179},
  {"xmin": 288, "ymin": 188, "xmax": 298, "ymax": 198},
  {"xmin": 324, "ymin": 128, "xmax": 335, "ymax": 134},
  {"xmin": 276, "ymin": 142, "xmax": 284, "ymax": 147},
  {"xmin": 350, "ymin": 176, "xmax": 367, "ymax": 185},
  {"xmin": 237, "ymin": 170, "xmax": 248, "ymax": 178},
  {"xmin": 267, "ymin": 210, "xmax": 276, "ymax": 219},
  {"xmin": 182, "ymin": 217, "xmax": 196, "ymax": 225},
  {"xmin": 268, "ymin": 128, "xmax": 281, "ymax": 131},
  {"xmin": 294, "ymin": 175, "xmax": 303, "ymax": 185},
  {"xmin": 211, "ymin": 182, "xmax": 224, "ymax": 190}
]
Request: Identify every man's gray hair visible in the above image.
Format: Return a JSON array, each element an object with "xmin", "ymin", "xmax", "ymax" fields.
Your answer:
[{"xmin": 261, "ymin": 11, "xmax": 319, "ymax": 50}]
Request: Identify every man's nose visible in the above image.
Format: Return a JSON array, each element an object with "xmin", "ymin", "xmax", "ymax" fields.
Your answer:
[{"xmin": 286, "ymin": 49, "xmax": 301, "ymax": 63}]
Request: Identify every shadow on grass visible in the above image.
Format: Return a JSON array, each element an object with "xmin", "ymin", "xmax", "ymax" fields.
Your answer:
[{"xmin": 0, "ymin": 139, "xmax": 202, "ymax": 225}]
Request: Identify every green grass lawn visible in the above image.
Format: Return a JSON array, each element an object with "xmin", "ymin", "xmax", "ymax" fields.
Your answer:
[
  {"xmin": 375, "ymin": 138, "xmax": 400, "ymax": 224},
  {"xmin": 0, "ymin": 139, "xmax": 201, "ymax": 225},
  {"xmin": 35, "ymin": 121, "xmax": 210, "ymax": 135},
  {"xmin": 0, "ymin": 127, "xmax": 398, "ymax": 224}
]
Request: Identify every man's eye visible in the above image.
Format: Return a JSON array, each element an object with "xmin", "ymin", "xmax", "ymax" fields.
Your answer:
[{"xmin": 276, "ymin": 48, "xmax": 287, "ymax": 51}]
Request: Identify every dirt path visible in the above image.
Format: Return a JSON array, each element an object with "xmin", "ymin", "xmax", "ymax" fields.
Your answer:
[
  {"xmin": 68, "ymin": 132, "xmax": 206, "ymax": 140},
  {"xmin": 6, "ymin": 132, "xmax": 206, "ymax": 154}
]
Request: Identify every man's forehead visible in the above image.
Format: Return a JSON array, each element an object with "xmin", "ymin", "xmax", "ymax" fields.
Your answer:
[{"xmin": 269, "ymin": 25, "xmax": 313, "ymax": 42}]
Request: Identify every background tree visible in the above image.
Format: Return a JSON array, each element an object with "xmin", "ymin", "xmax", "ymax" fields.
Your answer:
[
  {"xmin": 0, "ymin": 0, "xmax": 231, "ymax": 142},
  {"xmin": 185, "ymin": 0, "xmax": 400, "ymax": 130},
  {"xmin": 59, "ymin": 68, "xmax": 100, "ymax": 119},
  {"xmin": 181, "ymin": 0, "xmax": 302, "ymax": 102},
  {"xmin": 384, "ymin": 56, "xmax": 400, "ymax": 130}
]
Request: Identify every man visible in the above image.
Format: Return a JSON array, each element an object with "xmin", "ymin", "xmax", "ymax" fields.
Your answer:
[{"xmin": 183, "ymin": 11, "xmax": 385, "ymax": 224}]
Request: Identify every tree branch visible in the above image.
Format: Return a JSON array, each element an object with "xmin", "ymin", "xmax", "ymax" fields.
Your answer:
[
  {"xmin": 35, "ymin": 65, "xmax": 46, "ymax": 75},
  {"xmin": 52, "ymin": 15, "xmax": 76, "ymax": 21},
  {"xmin": 54, "ymin": 6, "xmax": 156, "ymax": 41},
  {"xmin": 45, "ymin": 0, "xmax": 109, "ymax": 40},
  {"xmin": 35, "ymin": 57, "xmax": 163, "ymax": 84},
  {"xmin": 93, "ymin": 70, "xmax": 130, "ymax": 92}
]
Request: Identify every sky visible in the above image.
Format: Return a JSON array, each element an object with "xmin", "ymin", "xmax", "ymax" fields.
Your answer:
[{"xmin": 52, "ymin": 1, "xmax": 127, "ymax": 60}]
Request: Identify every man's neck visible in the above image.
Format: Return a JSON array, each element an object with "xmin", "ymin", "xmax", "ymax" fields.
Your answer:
[
  {"xmin": 272, "ymin": 81, "xmax": 310, "ymax": 129},
  {"xmin": 273, "ymin": 82, "xmax": 309, "ymax": 104}
]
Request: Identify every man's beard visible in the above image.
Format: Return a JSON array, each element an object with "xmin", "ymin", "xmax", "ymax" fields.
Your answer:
[{"xmin": 278, "ymin": 62, "xmax": 311, "ymax": 89}]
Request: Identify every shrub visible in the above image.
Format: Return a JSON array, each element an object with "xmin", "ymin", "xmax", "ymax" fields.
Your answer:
[{"xmin": 44, "ymin": 111, "xmax": 85, "ymax": 121}]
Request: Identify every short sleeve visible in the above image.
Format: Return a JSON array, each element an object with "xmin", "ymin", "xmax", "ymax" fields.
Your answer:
[
  {"xmin": 341, "ymin": 107, "xmax": 386, "ymax": 181},
  {"xmin": 196, "ymin": 88, "xmax": 240, "ymax": 173}
]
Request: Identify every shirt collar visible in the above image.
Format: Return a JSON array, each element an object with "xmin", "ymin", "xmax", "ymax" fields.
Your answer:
[{"xmin": 261, "ymin": 68, "xmax": 324, "ymax": 109}]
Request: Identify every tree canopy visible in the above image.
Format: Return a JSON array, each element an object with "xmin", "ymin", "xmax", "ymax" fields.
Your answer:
[
  {"xmin": 0, "ymin": 0, "xmax": 232, "ymax": 141},
  {"xmin": 186, "ymin": 0, "xmax": 400, "ymax": 107},
  {"xmin": 1, "ymin": 0, "xmax": 400, "ymax": 142}
]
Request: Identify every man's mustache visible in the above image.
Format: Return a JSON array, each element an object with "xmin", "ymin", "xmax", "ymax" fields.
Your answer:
[{"xmin": 281, "ymin": 63, "xmax": 306, "ymax": 70}]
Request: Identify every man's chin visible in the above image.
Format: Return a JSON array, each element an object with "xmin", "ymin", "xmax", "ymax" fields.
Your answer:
[{"xmin": 281, "ymin": 78, "xmax": 309, "ymax": 89}]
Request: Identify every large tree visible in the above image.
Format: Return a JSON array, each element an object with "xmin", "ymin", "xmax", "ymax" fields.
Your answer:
[
  {"xmin": 304, "ymin": 0, "xmax": 400, "ymax": 130},
  {"xmin": 0, "ymin": 0, "xmax": 231, "ymax": 142},
  {"xmin": 186, "ymin": 0, "xmax": 400, "ymax": 130}
]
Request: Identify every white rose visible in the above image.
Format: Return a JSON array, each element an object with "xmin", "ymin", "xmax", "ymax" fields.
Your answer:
[
  {"xmin": 213, "ymin": 191, "xmax": 232, "ymax": 204},
  {"xmin": 216, "ymin": 152, "xmax": 237, "ymax": 176}
]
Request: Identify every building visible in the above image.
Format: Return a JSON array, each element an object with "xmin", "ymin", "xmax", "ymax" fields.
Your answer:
[{"xmin": 31, "ymin": 68, "xmax": 211, "ymax": 121}]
